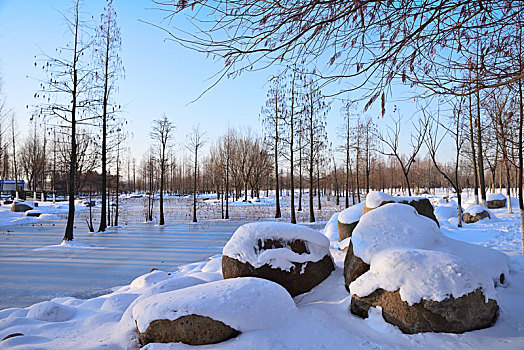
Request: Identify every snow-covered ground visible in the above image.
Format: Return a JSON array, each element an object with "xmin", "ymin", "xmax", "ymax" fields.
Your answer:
[{"xmin": 0, "ymin": 191, "xmax": 523, "ymax": 349}]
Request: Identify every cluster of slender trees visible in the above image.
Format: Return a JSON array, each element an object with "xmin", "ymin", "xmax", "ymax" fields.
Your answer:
[
  {"xmin": 156, "ymin": 1, "xmax": 524, "ymax": 252},
  {"xmin": 3, "ymin": 1, "xmax": 524, "ymax": 252}
]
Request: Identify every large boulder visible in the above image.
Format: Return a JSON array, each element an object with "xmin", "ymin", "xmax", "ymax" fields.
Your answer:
[
  {"xmin": 345, "ymin": 203, "xmax": 508, "ymax": 333},
  {"xmin": 137, "ymin": 315, "xmax": 238, "ymax": 346},
  {"xmin": 350, "ymin": 288, "xmax": 498, "ymax": 334},
  {"xmin": 462, "ymin": 205, "xmax": 492, "ymax": 223},
  {"xmin": 486, "ymin": 193, "xmax": 506, "ymax": 209},
  {"xmin": 362, "ymin": 191, "xmax": 439, "ymax": 226},
  {"xmin": 133, "ymin": 277, "xmax": 297, "ymax": 346},
  {"xmin": 10, "ymin": 202, "xmax": 33, "ymax": 212},
  {"xmin": 222, "ymin": 222, "xmax": 334, "ymax": 297},
  {"xmin": 343, "ymin": 240, "xmax": 369, "ymax": 292},
  {"xmin": 337, "ymin": 201, "xmax": 365, "ymax": 241}
]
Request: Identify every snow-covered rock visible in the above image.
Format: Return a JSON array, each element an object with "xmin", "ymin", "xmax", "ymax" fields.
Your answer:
[
  {"xmin": 363, "ymin": 191, "xmax": 439, "ymax": 226},
  {"xmin": 337, "ymin": 201, "xmax": 365, "ymax": 241},
  {"xmin": 222, "ymin": 222, "xmax": 334, "ymax": 296},
  {"xmin": 486, "ymin": 193, "xmax": 506, "ymax": 209},
  {"xmin": 350, "ymin": 248, "xmax": 496, "ymax": 305},
  {"xmin": 338, "ymin": 201, "xmax": 365, "ymax": 224},
  {"xmin": 133, "ymin": 277, "xmax": 297, "ymax": 345},
  {"xmin": 463, "ymin": 205, "xmax": 493, "ymax": 223},
  {"xmin": 222, "ymin": 222, "xmax": 330, "ymax": 271},
  {"xmin": 344, "ymin": 203, "xmax": 507, "ymax": 333}
]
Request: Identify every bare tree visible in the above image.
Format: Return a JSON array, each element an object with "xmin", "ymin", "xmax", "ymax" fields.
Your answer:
[
  {"xmin": 377, "ymin": 112, "xmax": 429, "ymax": 196},
  {"xmin": 425, "ymin": 100, "xmax": 467, "ymax": 227},
  {"xmin": 261, "ymin": 75, "xmax": 286, "ymax": 218},
  {"xmin": 303, "ymin": 76, "xmax": 329, "ymax": 222},
  {"xmin": 96, "ymin": 0, "xmax": 124, "ymax": 232},
  {"xmin": 36, "ymin": 0, "xmax": 96, "ymax": 242},
  {"xmin": 151, "ymin": 116, "xmax": 174, "ymax": 225},
  {"xmin": 186, "ymin": 126, "xmax": 206, "ymax": 223},
  {"xmin": 10, "ymin": 115, "xmax": 19, "ymax": 199}
]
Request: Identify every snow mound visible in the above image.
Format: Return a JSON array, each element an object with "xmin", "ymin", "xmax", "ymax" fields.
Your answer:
[
  {"xmin": 465, "ymin": 204, "xmax": 493, "ymax": 218},
  {"xmin": 222, "ymin": 222, "xmax": 330, "ymax": 271},
  {"xmin": 132, "ymin": 277, "xmax": 297, "ymax": 333},
  {"xmin": 434, "ymin": 205, "xmax": 459, "ymax": 222},
  {"xmin": 322, "ymin": 213, "xmax": 339, "ymax": 241},
  {"xmin": 350, "ymin": 203, "xmax": 509, "ymax": 302},
  {"xmin": 487, "ymin": 193, "xmax": 506, "ymax": 201},
  {"xmin": 129, "ymin": 270, "xmax": 172, "ymax": 292},
  {"xmin": 27, "ymin": 301, "xmax": 76, "ymax": 322},
  {"xmin": 100, "ymin": 293, "xmax": 139, "ymax": 313},
  {"xmin": 350, "ymin": 248, "xmax": 496, "ymax": 305},
  {"xmin": 38, "ymin": 214, "xmax": 60, "ymax": 220},
  {"xmin": 338, "ymin": 201, "xmax": 365, "ymax": 224}
]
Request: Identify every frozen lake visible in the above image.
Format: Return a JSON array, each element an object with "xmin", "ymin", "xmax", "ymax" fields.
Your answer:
[
  {"xmin": 0, "ymin": 197, "xmax": 337, "ymax": 310},
  {"xmin": 0, "ymin": 218, "xmax": 245, "ymax": 310}
]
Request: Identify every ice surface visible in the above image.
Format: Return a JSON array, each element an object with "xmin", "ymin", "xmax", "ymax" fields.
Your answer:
[
  {"xmin": 222, "ymin": 222, "xmax": 330, "ymax": 271},
  {"xmin": 133, "ymin": 277, "xmax": 297, "ymax": 332}
]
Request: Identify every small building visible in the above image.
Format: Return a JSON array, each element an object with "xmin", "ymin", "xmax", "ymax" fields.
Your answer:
[{"xmin": 0, "ymin": 180, "xmax": 25, "ymax": 192}]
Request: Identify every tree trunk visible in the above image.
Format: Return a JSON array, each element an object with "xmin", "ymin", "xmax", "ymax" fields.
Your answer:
[
  {"xmin": 469, "ymin": 93, "xmax": 480, "ymax": 204},
  {"xmin": 317, "ymin": 160, "xmax": 321, "ymax": 211},
  {"xmin": 63, "ymin": 10, "xmax": 80, "ymax": 242},
  {"xmin": 193, "ymin": 147, "xmax": 198, "ymax": 223}
]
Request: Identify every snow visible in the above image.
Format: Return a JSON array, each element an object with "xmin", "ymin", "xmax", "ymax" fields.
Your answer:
[
  {"xmin": 1, "ymin": 191, "xmax": 524, "ymax": 349},
  {"xmin": 222, "ymin": 222, "xmax": 330, "ymax": 271},
  {"xmin": 322, "ymin": 212, "xmax": 339, "ymax": 241},
  {"xmin": 364, "ymin": 191, "xmax": 425, "ymax": 210},
  {"xmin": 334, "ymin": 237, "xmax": 350, "ymax": 251},
  {"xmin": 364, "ymin": 191, "xmax": 396, "ymax": 208},
  {"xmin": 338, "ymin": 201, "xmax": 365, "ymax": 224},
  {"xmin": 350, "ymin": 248, "xmax": 496, "ymax": 305},
  {"xmin": 487, "ymin": 193, "xmax": 506, "ymax": 201},
  {"xmin": 434, "ymin": 204, "xmax": 459, "ymax": 222},
  {"xmin": 133, "ymin": 277, "xmax": 297, "ymax": 333}
]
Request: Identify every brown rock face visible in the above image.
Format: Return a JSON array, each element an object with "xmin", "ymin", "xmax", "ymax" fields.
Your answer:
[
  {"xmin": 137, "ymin": 314, "xmax": 239, "ymax": 346},
  {"xmin": 463, "ymin": 210, "xmax": 490, "ymax": 223},
  {"xmin": 363, "ymin": 198, "xmax": 439, "ymax": 227},
  {"xmin": 222, "ymin": 242, "xmax": 334, "ymax": 297},
  {"xmin": 10, "ymin": 203, "xmax": 33, "ymax": 212},
  {"xmin": 343, "ymin": 241, "xmax": 370, "ymax": 293},
  {"xmin": 486, "ymin": 199, "xmax": 506, "ymax": 209},
  {"xmin": 350, "ymin": 288, "xmax": 498, "ymax": 334},
  {"xmin": 26, "ymin": 211, "xmax": 42, "ymax": 217},
  {"xmin": 338, "ymin": 221, "xmax": 359, "ymax": 241}
]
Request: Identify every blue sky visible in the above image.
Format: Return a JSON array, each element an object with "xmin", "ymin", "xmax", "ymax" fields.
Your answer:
[{"xmin": 0, "ymin": 0, "xmax": 435, "ymax": 166}]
